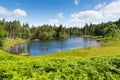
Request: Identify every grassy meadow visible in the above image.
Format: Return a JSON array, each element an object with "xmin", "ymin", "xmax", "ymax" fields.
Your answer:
[{"xmin": 0, "ymin": 38, "xmax": 120, "ymax": 80}]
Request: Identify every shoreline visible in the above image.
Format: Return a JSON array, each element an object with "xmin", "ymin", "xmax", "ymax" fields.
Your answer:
[
  {"xmin": 4, "ymin": 36, "xmax": 100, "ymax": 56},
  {"xmin": 1, "ymin": 38, "xmax": 27, "ymax": 51},
  {"xmin": 1, "ymin": 36, "xmax": 120, "ymax": 57},
  {"xmin": 43, "ymin": 36, "xmax": 120, "ymax": 57}
]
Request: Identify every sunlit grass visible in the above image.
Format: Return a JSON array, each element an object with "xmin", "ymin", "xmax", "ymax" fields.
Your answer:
[
  {"xmin": 2, "ymin": 38, "xmax": 27, "ymax": 50},
  {"xmin": 0, "ymin": 38, "xmax": 120, "ymax": 79},
  {"xmin": 44, "ymin": 44, "xmax": 120, "ymax": 58}
]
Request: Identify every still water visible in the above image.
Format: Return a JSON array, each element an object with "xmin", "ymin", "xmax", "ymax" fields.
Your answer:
[{"xmin": 7, "ymin": 37, "xmax": 100, "ymax": 56}]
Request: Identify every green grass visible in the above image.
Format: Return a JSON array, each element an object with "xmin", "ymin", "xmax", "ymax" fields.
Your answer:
[
  {"xmin": 2, "ymin": 38, "xmax": 27, "ymax": 50},
  {"xmin": 44, "ymin": 46, "xmax": 120, "ymax": 58},
  {"xmin": 44, "ymin": 40, "xmax": 120, "ymax": 58},
  {"xmin": 0, "ymin": 38, "xmax": 120, "ymax": 80}
]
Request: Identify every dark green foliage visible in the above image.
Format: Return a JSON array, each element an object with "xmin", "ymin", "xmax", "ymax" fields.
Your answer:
[
  {"xmin": 1, "ymin": 18, "xmax": 120, "ymax": 41},
  {"xmin": 0, "ymin": 24, "xmax": 6, "ymax": 48},
  {"xmin": 81, "ymin": 21, "xmax": 120, "ymax": 39},
  {"xmin": 0, "ymin": 19, "xmax": 81, "ymax": 41}
]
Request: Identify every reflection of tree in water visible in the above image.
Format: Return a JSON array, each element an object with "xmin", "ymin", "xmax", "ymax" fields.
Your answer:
[
  {"xmin": 18, "ymin": 46, "xmax": 24, "ymax": 54},
  {"xmin": 18, "ymin": 42, "xmax": 31, "ymax": 55},
  {"xmin": 59, "ymin": 40, "xmax": 64, "ymax": 51},
  {"xmin": 83, "ymin": 38, "xmax": 90, "ymax": 47},
  {"xmin": 8, "ymin": 41, "xmax": 32, "ymax": 55},
  {"xmin": 27, "ymin": 41, "xmax": 31, "ymax": 55},
  {"xmin": 10, "ymin": 47, "xmax": 17, "ymax": 54},
  {"xmin": 40, "ymin": 42, "xmax": 48, "ymax": 51}
]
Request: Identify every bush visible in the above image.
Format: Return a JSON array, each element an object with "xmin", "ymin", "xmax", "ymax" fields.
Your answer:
[{"xmin": 0, "ymin": 55, "xmax": 120, "ymax": 80}]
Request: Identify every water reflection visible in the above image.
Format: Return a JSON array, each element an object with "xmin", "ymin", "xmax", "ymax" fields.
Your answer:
[{"xmin": 7, "ymin": 37, "xmax": 100, "ymax": 56}]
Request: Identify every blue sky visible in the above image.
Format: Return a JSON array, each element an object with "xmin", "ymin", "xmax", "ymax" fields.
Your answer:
[{"xmin": 0, "ymin": 0, "xmax": 120, "ymax": 27}]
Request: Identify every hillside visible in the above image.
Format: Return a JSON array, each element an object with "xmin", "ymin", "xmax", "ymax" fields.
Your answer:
[{"xmin": 0, "ymin": 40, "xmax": 120, "ymax": 80}]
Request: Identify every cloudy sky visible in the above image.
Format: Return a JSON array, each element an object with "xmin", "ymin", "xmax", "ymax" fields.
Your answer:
[{"xmin": 0, "ymin": 0, "xmax": 120, "ymax": 27}]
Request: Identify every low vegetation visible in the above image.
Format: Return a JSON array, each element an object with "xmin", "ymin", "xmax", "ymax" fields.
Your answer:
[{"xmin": 0, "ymin": 38, "xmax": 120, "ymax": 80}]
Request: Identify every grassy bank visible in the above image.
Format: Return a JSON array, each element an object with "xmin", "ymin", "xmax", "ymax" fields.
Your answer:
[
  {"xmin": 0, "ymin": 38, "xmax": 120, "ymax": 80},
  {"xmin": 44, "ymin": 40, "xmax": 120, "ymax": 58},
  {"xmin": 1, "ymin": 38, "xmax": 27, "ymax": 50}
]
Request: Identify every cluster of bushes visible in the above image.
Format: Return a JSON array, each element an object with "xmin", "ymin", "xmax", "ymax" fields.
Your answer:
[{"xmin": 0, "ymin": 54, "xmax": 120, "ymax": 80}]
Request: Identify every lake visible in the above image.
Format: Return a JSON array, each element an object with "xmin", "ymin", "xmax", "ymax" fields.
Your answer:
[{"xmin": 7, "ymin": 37, "xmax": 100, "ymax": 56}]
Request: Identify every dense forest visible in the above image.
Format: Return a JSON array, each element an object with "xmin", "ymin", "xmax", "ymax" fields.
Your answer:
[
  {"xmin": 1, "ymin": 18, "xmax": 120, "ymax": 48},
  {"xmin": 0, "ymin": 19, "xmax": 80, "ymax": 39},
  {"xmin": 81, "ymin": 20, "xmax": 120, "ymax": 38}
]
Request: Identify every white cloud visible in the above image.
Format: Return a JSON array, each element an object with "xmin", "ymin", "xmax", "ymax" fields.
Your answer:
[
  {"xmin": 71, "ymin": 10, "xmax": 103, "ymax": 21},
  {"xmin": 74, "ymin": 0, "xmax": 79, "ymax": 5},
  {"xmin": 0, "ymin": 6, "xmax": 10, "ymax": 15},
  {"xmin": 94, "ymin": 3, "xmax": 106, "ymax": 10},
  {"xmin": 13, "ymin": 9, "xmax": 26, "ymax": 17},
  {"xmin": 0, "ymin": 6, "xmax": 27, "ymax": 17},
  {"xmin": 57, "ymin": 13, "xmax": 64, "ymax": 19},
  {"xmin": 68, "ymin": 10, "xmax": 103, "ymax": 27},
  {"xmin": 101, "ymin": 0, "xmax": 120, "ymax": 18},
  {"xmin": 49, "ymin": 19, "xmax": 58, "ymax": 25},
  {"xmin": 67, "ymin": 0, "xmax": 120, "ymax": 27}
]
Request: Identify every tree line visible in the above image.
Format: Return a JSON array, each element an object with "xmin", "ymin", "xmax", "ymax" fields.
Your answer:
[
  {"xmin": 0, "ymin": 18, "xmax": 81, "ymax": 47},
  {"xmin": 1, "ymin": 18, "xmax": 120, "ymax": 48},
  {"xmin": 81, "ymin": 19, "xmax": 120, "ymax": 38}
]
